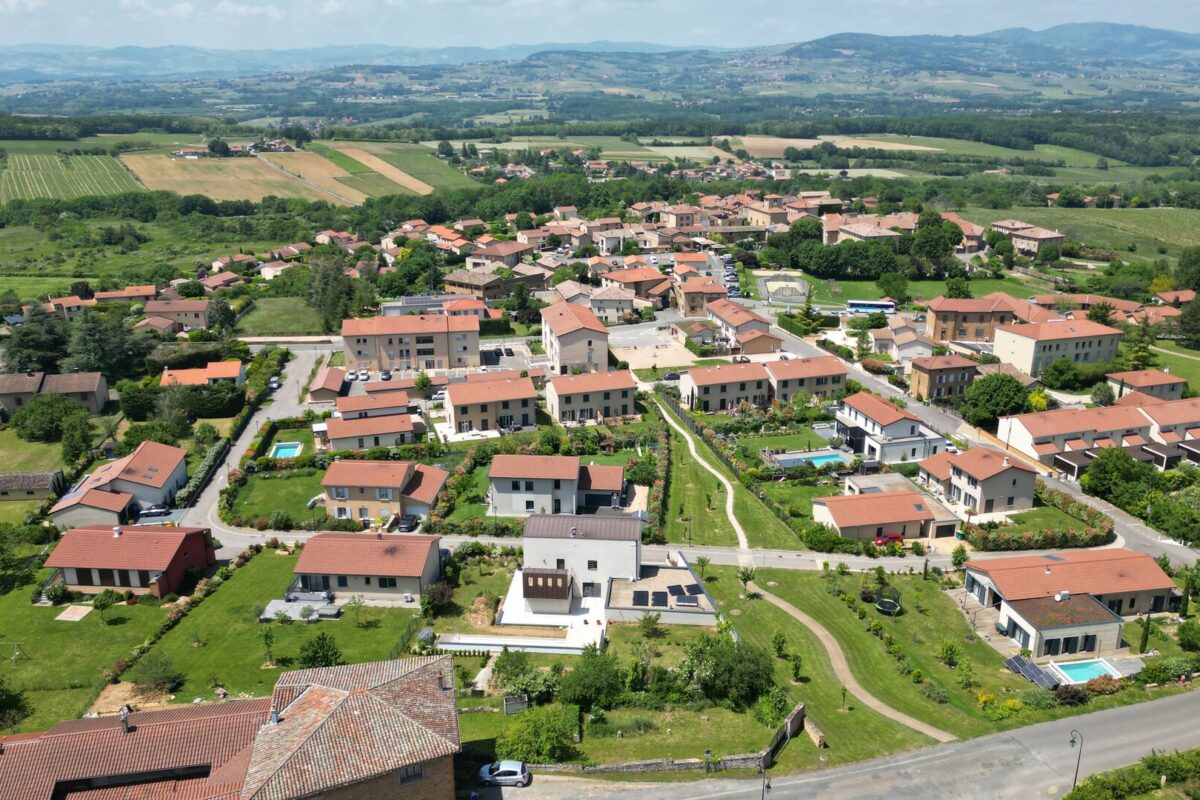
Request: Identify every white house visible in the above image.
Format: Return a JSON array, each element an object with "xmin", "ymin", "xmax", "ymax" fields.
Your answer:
[
  {"xmin": 487, "ymin": 455, "xmax": 625, "ymax": 517},
  {"xmin": 835, "ymin": 391, "xmax": 947, "ymax": 464}
]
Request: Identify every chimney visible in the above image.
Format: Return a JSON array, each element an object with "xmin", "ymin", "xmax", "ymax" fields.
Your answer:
[
  {"xmin": 1002, "ymin": 457, "xmax": 1009, "ymax": 467},
  {"xmin": 119, "ymin": 707, "xmax": 130, "ymax": 735},
  {"xmin": 269, "ymin": 706, "xmax": 280, "ymax": 725},
  {"xmin": 1044, "ymin": 566, "xmax": 1051, "ymax": 575},
  {"xmin": 112, "ymin": 527, "xmax": 122, "ymax": 538}
]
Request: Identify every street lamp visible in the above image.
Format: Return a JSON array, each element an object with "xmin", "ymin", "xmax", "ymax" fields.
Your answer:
[
  {"xmin": 758, "ymin": 767, "xmax": 771, "ymax": 799},
  {"xmin": 1069, "ymin": 729, "xmax": 1084, "ymax": 790}
]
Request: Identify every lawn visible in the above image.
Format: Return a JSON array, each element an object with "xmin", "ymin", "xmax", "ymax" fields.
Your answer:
[
  {"xmin": 758, "ymin": 482, "xmax": 832, "ymax": 520},
  {"xmin": 735, "ymin": 429, "xmax": 828, "ymax": 464},
  {"xmin": 663, "ymin": 429, "xmax": 738, "ymax": 547},
  {"xmin": 804, "ymin": 274, "xmax": 1032, "ymax": 308},
  {"xmin": 150, "ymin": 552, "xmax": 420, "ymax": 700},
  {"xmin": 0, "ymin": 500, "xmax": 41, "ymax": 525},
  {"xmin": 0, "ymin": 427, "xmax": 66, "ymax": 473},
  {"xmin": 633, "ymin": 358, "xmax": 728, "ymax": 382},
  {"xmin": 0, "ymin": 571, "xmax": 166, "ymax": 731},
  {"xmin": 230, "ymin": 471, "xmax": 325, "ymax": 526},
  {"xmin": 236, "ymin": 297, "xmax": 327, "ymax": 336},
  {"xmin": 1001, "ymin": 506, "xmax": 1087, "ymax": 535},
  {"xmin": 266, "ymin": 427, "xmax": 316, "ymax": 457},
  {"xmin": 1144, "ymin": 346, "xmax": 1200, "ymax": 392},
  {"xmin": 445, "ymin": 467, "xmax": 492, "ymax": 524}
]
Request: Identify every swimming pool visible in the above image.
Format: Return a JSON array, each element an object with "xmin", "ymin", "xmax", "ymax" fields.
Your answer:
[
  {"xmin": 767, "ymin": 449, "xmax": 851, "ymax": 469},
  {"xmin": 269, "ymin": 441, "xmax": 302, "ymax": 459},
  {"xmin": 1048, "ymin": 658, "xmax": 1120, "ymax": 685}
]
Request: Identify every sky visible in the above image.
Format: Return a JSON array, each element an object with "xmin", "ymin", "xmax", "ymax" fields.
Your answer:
[{"xmin": 0, "ymin": 0, "xmax": 1198, "ymax": 49}]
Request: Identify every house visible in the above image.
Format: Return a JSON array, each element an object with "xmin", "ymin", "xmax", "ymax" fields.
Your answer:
[
  {"xmin": 0, "ymin": 471, "xmax": 63, "ymax": 503},
  {"xmin": 924, "ymin": 292, "xmax": 1057, "ymax": 343},
  {"xmin": 917, "ymin": 448, "xmax": 1037, "ymax": 514},
  {"xmin": 93, "ymin": 284, "xmax": 157, "ymax": 304},
  {"xmin": 308, "ymin": 366, "xmax": 346, "ymax": 403},
  {"xmin": 48, "ymin": 487, "xmax": 136, "ymax": 527},
  {"xmin": 516, "ymin": 514, "xmax": 642, "ymax": 611},
  {"xmin": 0, "ymin": 655, "xmax": 461, "ymax": 800},
  {"xmin": 764, "ymin": 355, "xmax": 847, "ymax": 403},
  {"xmin": 964, "ymin": 549, "xmax": 1177, "ymax": 657},
  {"xmin": 977, "ymin": 362, "xmax": 1038, "ymax": 390},
  {"xmin": 42, "ymin": 295, "xmax": 96, "ymax": 322},
  {"xmin": 995, "ymin": 405, "xmax": 1153, "ymax": 464},
  {"xmin": 589, "ymin": 285, "xmax": 638, "ymax": 323},
  {"xmin": 941, "ymin": 212, "xmax": 985, "ymax": 252},
  {"xmin": 324, "ymin": 414, "xmax": 422, "ymax": 450},
  {"xmin": 599, "ymin": 267, "xmax": 671, "ymax": 307},
  {"xmin": 555, "ymin": 280, "xmax": 592, "ymax": 305},
  {"xmin": 661, "ymin": 204, "xmax": 703, "ymax": 228},
  {"xmin": 342, "ymin": 314, "xmax": 480, "ymax": 372},
  {"xmin": 1011, "ymin": 226, "xmax": 1065, "ymax": 257},
  {"xmin": 0, "ymin": 371, "xmax": 109, "ymax": 415},
  {"xmin": 540, "ymin": 302, "xmax": 609, "ymax": 375},
  {"xmin": 200, "ymin": 271, "xmax": 240, "ymax": 292},
  {"xmin": 544, "ymin": 370, "xmax": 637, "ymax": 423},
  {"xmin": 1156, "ymin": 290, "xmax": 1195, "ymax": 307},
  {"xmin": 909, "ymin": 355, "xmax": 979, "ymax": 402},
  {"xmin": 294, "ymin": 533, "xmax": 441, "ymax": 604},
  {"xmin": 315, "ymin": 229, "xmax": 356, "ymax": 246},
  {"xmin": 671, "ymin": 319, "xmax": 720, "ymax": 349},
  {"xmin": 465, "ymin": 367, "xmax": 546, "ymax": 388},
  {"xmin": 674, "ymin": 278, "xmax": 727, "ymax": 317},
  {"xmin": 443, "ymin": 269, "xmax": 506, "ymax": 300},
  {"xmin": 873, "ymin": 327, "xmax": 934, "ymax": 364},
  {"xmin": 445, "ymin": 377, "xmax": 537, "ymax": 433},
  {"xmin": 58, "ymin": 440, "xmax": 188, "ymax": 512},
  {"xmin": 811, "ymin": 491, "xmax": 943, "ymax": 541},
  {"xmin": 993, "ymin": 320, "xmax": 1122, "ymax": 377},
  {"xmin": 1030, "ymin": 293, "xmax": 1143, "ymax": 319},
  {"xmin": 472, "ymin": 240, "xmax": 535, "ymax": 267},
  {"xmin": 705, "ymin": 299, "xmax": 780, "ymax": 355},
  {"xmin": 442, "ymin": 297, "xmax": 489, "ymax": 318},
  {"xmin": 322, "ymin": 460, "xmax": 448, "ymax": 526},
  {"xmin": 1106, "ymin": 369, "xmax": 1186, "ymax": 402},
  {"xmin": 680, "ymin": 362, "xmax": 770, "ymax": 412},
  {"xmin": 143, "ymin": 299, "xmax": 211, "ymax": 331},
  {"xmin": 160, "ymin": 360, "xmax": 245, "ymax": 387},
  {"xmin": 837, "ymin": 220, "xmax": 902, "ymax": 246},
  {"xmin": 133, "ymin": 315, "xmax": 180, "ymax": 336},
  {"xmin": 259, "ymin": 260, "xmax": 293, "ymax": 280},
  {"xmin": 836, "ymin": 391, "xmax": 947, "ymax": 463},
  {"xmin": 335, "ymin": 392, "xmax": 411, "ymax": 419},
  {"xmin": 43, "ymin": 525, "xmax": 215, "ymax": 597},
  {"xmin": 488, "ymin": 455, "xmax": 625, "ymax": 516}
]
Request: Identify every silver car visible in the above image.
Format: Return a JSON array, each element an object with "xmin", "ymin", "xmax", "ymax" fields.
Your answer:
[{"xmin": 479, "ymin": 760, "xmax": 531, "ymax": 787}]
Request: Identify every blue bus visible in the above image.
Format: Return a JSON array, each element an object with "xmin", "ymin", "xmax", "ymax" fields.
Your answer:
[{"xmin": 847, "ymin": 299, "xmax": 897, "ymax": 315}]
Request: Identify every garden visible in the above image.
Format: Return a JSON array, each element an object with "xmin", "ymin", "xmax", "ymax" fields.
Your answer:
[{"xmin": 964, "ymin": 482, "xmax": 1115, "ymax": 551}]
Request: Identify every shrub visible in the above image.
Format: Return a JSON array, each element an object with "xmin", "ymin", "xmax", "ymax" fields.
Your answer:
[
  {"xmin": 1084, "ymin": 675, "xmax": 1124, "ymax": 696},
  {"xmin": 496, "ymin": 704, "xmax": 579, "ymax": 763},
  {"xmin": 752, "ymin": 686, "xmax": 791, "ymax": 727},
  {"xmin": 298, "ymin": 632, "xmax": 343, "ymax": 668},
  {"xmin": 1018, "ymin": 688, "xmax": 1058, "ymax": 709},
  {"xmin": 1054, "ymin": 684, "xmax": 1090, "ymax": 706},
  {"xmin": 938, "ymin": 638, "xmax": 960, "ymax": 667},
  {"xmin": 129, "ymin": 652, "xmax": 181, "ymax": 693},
  {"xmin": 267, "ymin": 510, "xmax": 294, "ymax": 531},
  {"xmin": 921, "ymin": 681, "xmax": 947, "ymax": 704},
  {"xmin": 42, "ymin": 583, "xmax": 71, "ymax": 605},
  {"xmin": 910, "ymin": 668, "xmax": 924, "ymax": 684},
  {"xmin": 1178, "ymin": 619, "xmax": 1200, "ymax": 652}
]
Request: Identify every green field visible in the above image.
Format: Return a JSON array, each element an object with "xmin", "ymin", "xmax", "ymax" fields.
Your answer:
[
  {"xmin": 0, "ymin": 154, "xmax": 142, "ymax": 202},
  {"xmin": 0, "ymin": 133, "xmax": 203, "ymax": 155},
  {"xmin": 337, "ymin": 172, "xmax": 412, "ymax": 197},
  {"xmin": 961, "ymin": 207, "xmax": 1200, "ymax": 262},
  {"xmin": 1147, "ymin": 345, "xmax": 1200, "ymax": 392},
  {"xmin": 306, "ymin": 142, "xmax": 373, "ymax": 174},
  {"xmin": 834, "ymin": 135, "xmax": 1112, "ymax": 167},
  {"xmin": 806, "ymin": 274, "xmax": 1032, "ymax": 307},
  {"xmin": 236, "ymin": 297, "xmax": 327, "ymax": 335},
  {"xmin": 370, "ymin": 144, "xmax": 478, "ymax": 191},
  {"xmin": 663, "ymin": 428, "xmax": 738, "ymax": 547}
]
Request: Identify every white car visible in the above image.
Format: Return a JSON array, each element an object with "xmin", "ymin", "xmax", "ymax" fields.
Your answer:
[{"xmin": 431, "ymin": 390, "xmax": 447, "ymax": 402}]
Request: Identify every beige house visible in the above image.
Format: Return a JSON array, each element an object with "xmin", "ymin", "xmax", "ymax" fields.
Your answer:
[
  {"xmin": 680, "ymin": 362, "xmax": 770, "ymax": 412},
  {"xmin": 488, "ymin": 455, "xmax": 625, "ymax": 517},
  {"xmin": 545, "ymin": 370, "xmax": 637, "ymax": 423},
  {"xmin": 0, "ymin": 371, "xmax": 109, "ymax": 415},
  {"xmin": 294, "ymin": 532, "xmax": 441, "ymax": 605},
  {"xmin": 335, "ymin": 392, "xmax": 412, "ymax": 419},
  {"xmin": 764, "ymin": 355, "xmax": 847, "ymax": 403},
  {"xmin": 812, "ymin": 491, "xmax": 937, "ymax": 541},
  {"xmin": 924, "ymin": 292, "xmax": 1057, "ymax": 343},
  {"xmin": 540, "ymin": 302, "xmax": 609, "ymax": 375},
  {"xmin": 992, "ymin": 320, "xmax": 1122, "ymax": 377},
  {"xmin": 1106, "ymin": 369, "xmax": 1186, "ymax": 402},
  {"xmin": 322, "ymin": 459, "xmax": 448, "ymax": 524},
  {"xmin": 342, "ymin": 314, "xmax": 480, "ymax": 372},
  {"xmin": 56, "ymin": 440, "xmax": 188, "ymax": 511},
  {"xmin": 589, "ymin": 285, "xmax": 638, "ymax": 323},
  {"xmin": 674, "ymin": 278, "xmax": 727, "ymax": 317},
  {"xmin": 324, "ymin": 415, "xmax": 422, "ymax": 450},
  {"xmin": 143, "ymin": 299, "xmax": 211, "ymax": 331},
  {"xmin": 909, "ymin": 355, "xmax": 978, "ymax": 402},
  {"xmin": 918, "ymin": 448, "xmax": 1037, "ymax": 514},
  {"xmin": 445, "ymin": 377, "xmax": 538, "ymax": 433}
]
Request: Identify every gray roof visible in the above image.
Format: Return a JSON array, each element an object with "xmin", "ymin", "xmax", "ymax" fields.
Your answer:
[
  {"xmin": 0, "ymin": 372, "xmax": 44, "ymax": 395},
  {"xmin": 523, "ymin": 514, "xmax": 642, "ymax": 541},
  {"xmin": 0, "ymin": 471, "xmax": 62, "ymax": 493}
]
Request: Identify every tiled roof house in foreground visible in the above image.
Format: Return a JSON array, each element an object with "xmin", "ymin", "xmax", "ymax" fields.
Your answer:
[{"xmin": 0, "ymin": 656, "xmax": 460, "ymax": 800}]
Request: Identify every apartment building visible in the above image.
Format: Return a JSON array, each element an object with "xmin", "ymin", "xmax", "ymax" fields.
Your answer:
[
  {"xmin": 540, "ymin": 302, "xmax": 609, "ymax": 375},
  {"xmin": 909, "ymin": 355, "xmax": 979, "ymax": 402},
  {"xmin": 995, "ymin": 405, "xmax": 1152, "ymax": 464},
  {"xmin": 918, "ymin": 448, "xmax": 1036, "ymax": 514},
  {"xmin": 992, "ymin": 320, "xmax": 1122, "ymax": 377},
  {"xmin": 545, "ymin": 370, "xmax": 637, "ymax": 423},
  {"xmin": 445, "ymin": 377, "xmax": 538, "ymax": 433},
  {"xmin": 706, "ymin": 299, "xmax": 781, "ymax": 355},
  {"xmin": 764, "ymin": 355, "xmax": 847, "ymax": 403},
  {"xmin": 674, "ymin": 278, "xmax": 728, "ymax": 317},
  {"xmin": 322, "ymin": 459, "xmax": 448, "ymax": 524},
  {"xmin": 680, "ymin": 362, "xmax": 770, "ymax": 412},
  {"xmin": 487, "ymin": 455, "xmax": 625, "ymax": 517},
  {"xmin": 341, "ymin": 314, "xmax": 480, "ymax": 372},
  {"xmin": 1106, "ymin": 369, "xmax": 1186, "ymax": 402}
]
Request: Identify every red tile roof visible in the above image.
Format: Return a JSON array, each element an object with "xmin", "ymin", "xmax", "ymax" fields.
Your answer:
[
  {"xmin": 49, "ymin": 488, "xmax": 134, "ymax": 515},
  {"xmin": 842, "ymin": 391, "xmax": 919, "ymax": 427},
  {"xmin": 995, "ymin": 319, "xmax": 1121, "ymax": 342},
  {"xmin": 1006, "ymin": 405, "xmax": 1148, "ymax": 439},
  {"xmin": 763, "ymin": 355, "xmax": 847, "ymax": 383},
  {"xmin": 77, "ymin": 441, "xmax": 186, "ymax": 492},
  {"xmin": 44, "ymin": 526, "xmax": 209, "ymax": 572},
  {"xmin": 161, "ymin": 360, "xmax": 243, "ymax": 386},
  {"xmin": 706, "ymin": 298, "xmax": 768, "ymax": 328},
  {"xmin": 814, "ymin": 491, "xmax": 934, "ymax": 529},
  {"xmin": 683, "ymin": 362, "xmax": 769, "ymax": 387},
  {"xmin": 402, "ymin": 464, "xmax": 450, "ymax": 506},
  {"xmin": 965, "ymin": 549, "xmax": 1175, "ymax": 601},
  {"xmin": 918, "ymin": 451, "xmax": 956, "ymax": 482},
  {"xmin": 1115, "ymin": 390, "xmax": 1165, "ymax": 407},
  {"xmin": 309, "ymin": 366, "xmax": 346, "ymax": 394},
  {"xmin": 540, "ymin": 302, "xmax": 608, "ymax": 336},
  {"xmin": 579, "ymin": 464, "xmax": 624, "ymax": 492},
  {"xmin": 1106, "ymin": 369, "xmax": 1186, "ymax": 388},
  {"xmin": 335, "ymin": 392, "xmax": 410, "ymax": 414},
  {"xmin": 144, "ymin": 299, "xmax": 210, "ymax": 314},
  {"xmin": 547, "ymin": 370, "xmax": 636, "ymax": 396},
  {"xmin": 340, "ymin": 314, "xmax": 478, "ymax": 337},
  {"xmin": 465, "ymin": 368, "xmax": 545, "ymax": 383},
  {"xmin": 446, "ymin": 377, "xmax": 537, "ymax": 407},
  {"xmin": 947, "ymin": 448, "xmax": 1036, "ymax": 480},
  {"xmin": 325, "ymin": 415, "xmax": 415, "ymax": 440},
  {"xmin": 323, "ymin": 460, "xmax": 413, "ymax": 490},
  {"xmin": 489, "ymin": 454, "xmax": 580, "ymax": 481},
  {"xmin": 911, "ymin": 355, "xmax": 978, "ymax": 371},
  {"xmin": 295, "ymin": 532, "xmax": 439, "ymax": 578}
]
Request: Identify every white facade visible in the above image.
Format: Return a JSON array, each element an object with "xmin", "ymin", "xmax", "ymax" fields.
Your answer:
[
  {"xmin": 522, "ymin": 535, "xmax": 641, "ymax": 600},
  {"xmin": 490, "ymin": 476, "xmax": 579, "ymax": 517}
]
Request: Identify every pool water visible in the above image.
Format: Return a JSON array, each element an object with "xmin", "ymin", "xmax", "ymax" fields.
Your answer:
[
  {"xmin": 803, "ymin": 453, "xmax": 850, "ymax": 467},
  {"xmin": 270, "ymin": 441, "xmax": 302, "ymax": 459},
  {"xmin": 1050, "ymin": 659, "xmax": 1119, "ymax": 684}
]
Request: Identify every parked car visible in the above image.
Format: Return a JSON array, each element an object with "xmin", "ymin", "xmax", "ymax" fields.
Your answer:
[
  {"xmin": 663, "ymin": 372, "xmax": 681, "ymax": 381},
  {"xmin": 480, "ymin": 761, "xmax": 531, "ymax": 788},
  {"xmin": 733, "ymin": 355, "xmax": 750, "ymax": 363},
  {"xmin": 346, "ymin": 370, "xmax": 358, "ymax": 381},
  {"xmin": 380, "ymin": 369, "xmax": 392, "ymax": 381},
  {"xmin": 267, "ymin": 376, "xmax": 282, "ymax": 391},
  {"xmin": 728, "ymin": 291, "xmax": 742, "ymax": 298},
  {"xmin": 357, "ymin": 371, "xmax": 370, "ymax": 381},
  {"xmin": 431, "ymin": 390, "xmax": 447, "ymax": 402},
  {"xmin": 504, "ymin": 347, "xmax": 514, "ymax": 357},
  {"xmin": 139, "ymin": 504, "xmax": 171, "ymax": 518},
  {"xmin": 649, "ymin": 255, "xmax": 659, "ymax": 265},
  {"xmin": 493, "ymin": 346, "xmax": 504, "ymax": 356},
  {"xmin": 874, "ymin": 531, "xmax": 904, "ymax": 547},
  {"xmin": 395, "ymin": 514, "xmax": 420, "ymax": 533},
  {"xmin": 778, "ymin": 353, "xmax": 790, "ymax": 360}
]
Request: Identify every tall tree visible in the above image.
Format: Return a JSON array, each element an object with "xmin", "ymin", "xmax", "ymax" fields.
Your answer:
[
  {"xmin": 1123, "ymin": 316, "xmax": 1159, "ymax": 372},
  {"xmin": 1086, "ymin": 301, "xmax": 1116, "ymax": 326},
  {"xmin": 945, "ymin": 277, "xmax": 972, "ymax": 299},
  {"xmin": 960, "ymin": 374, "xmax": 1031, "ymax": 431},
  {"xmin": 60, "ymin": 414, "xmax": 93, "ymax": 463},
  {"xmin": 4, "ymin": 305, "xmax": 68, "ymax": 373}
]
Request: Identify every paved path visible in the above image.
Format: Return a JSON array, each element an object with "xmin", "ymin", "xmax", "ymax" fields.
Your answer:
[
  {"xmin": 1153, "ymin": 344, "xmax": 1200, "ymax": 361},
  {"xmin": 749, "ymin": 580, "xmax": 956, "ymax": 743}
]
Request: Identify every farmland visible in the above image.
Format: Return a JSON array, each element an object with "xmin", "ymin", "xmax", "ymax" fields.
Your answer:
[
  {"xmin": 338, "ymin": 142, "xmax": 477, "ymax": 191},
  {"xmin": 0, "ymin": 154, "xmax": 142, "ymax": 202},
  {"xmin": 258, "ymin": 151, "xmax": 369, "ymax": 205},
  {"xmin": 333, "ymin": 147, "xmax": 432, "ymax": 194},
  {"xmin": 120, "ymin": 153, "xmax": 328, "ymax": 202}
]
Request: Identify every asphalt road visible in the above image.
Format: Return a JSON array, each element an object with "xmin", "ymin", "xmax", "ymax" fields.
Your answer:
[{"xmin": 498, "ymin": 691, "xmax": 1200, "ymax": 800}]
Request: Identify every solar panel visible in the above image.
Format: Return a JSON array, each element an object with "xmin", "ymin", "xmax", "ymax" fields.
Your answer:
[
  {"xmin": 667, "ymin": 584, "xmax": 685, "ymax": 597},
  {"xmin": 676, "ymin": 595, "xmax": 699, "ymax": 607},
  {"xmin": 651, "ymin": 592, "xmax": 668, "ymax": 607},
  {"xmin": 632, "ymin": 591, "xmax": 649, "ymax": 607},
  {"xmin": 1006, "ymin": 656, "xmax": 1059, "ymax": 689},
  {"xmin": 685, "ymin": 583, "xmax": 704, "ymax": 595}
]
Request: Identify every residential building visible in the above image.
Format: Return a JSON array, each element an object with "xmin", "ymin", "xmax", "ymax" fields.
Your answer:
[
  {"xmin": 335, "ymin": 392, "xmax": 412, "ymax": 419},
  {"xmin": 43, "ymin": 525, "xmax": 216, "ymax": 597},
  {"xmin": 487, "ymin": 455, "xmax": 625, "ymax": 516},
  {"xmin": 442, "ymin": 297, "xmax": 490, "ymax": 318},
  {"xmin": 48, "ymin": 487, "xmax": 136, "ymax": 528},
  {"xmin": 661, "ymin": 204, "xmax": 702, "ymax": 228},
  {"xmin": 924, "ymin": 292, "xmax": 1057, "ymax": 343},
  {"xmin": 674, "ymin": 278, "xmax": 728, "ymax": 317},
  {"xmin": 996, "ymin": 405, "xmax": 1154, "ymax": 464},
  {"xmin": 519, "ymin": 514, "xmax": 642, "ymax": 607},
  {"xmin": 0, "ymin": 471, "xmax": 62, "ymax": 503},
  {"xmin": 308, "ymin": 366, "xmax": 346, "ymax": 403},
  {"xmin": 160, "ymin": 360, "xmax": 245, "ymax": 387},
  {"xmin": 599, "ymin": 267, "xmax": 671, "ymax": 307},
  {"xmin": 324, "ymin": 414, "xmax": 422, "ymax": 450},
  {"xmin": 93, "ymin": 284, "xmax": 157, "ymax": 304},
  {"xmin": 836, "ymin": 391, "xmax": 947, "ymax": 463},
  {"xmin": 294, "ymin": 533, "xmax": 441, "ymax": 604},
  {"xmin": 322, "ymin": 460, "xmax": 446, "ymax": 525},
  {"xmin": 342, "ymin": 314, "xmax": 480, "ymax": 373},
  {"xmin": 61, "ymin": 440, "xmax": 188, "ymax": 510},
  {"xmin": 443, "ymin": 269, "xmax": 508, "ymax": 300},
  {"xmin": 200, "ymin": 270, "xmax": 239, "ymax": 292},
  {"xmin": 1010, "ymin": 226, "xmax": 1065, "ymax": 257},
  {"xmin": 764, "ymin": 355, "xmax": 847, "ymax": 403},
  {"xmin": 680, "ymin": 362, "xmax": 770, "ymax": 412},
  {"xmin": 445, "ymin": 377, "xmax": 538, "ymax": 433},
  {"xmin": 705, "ymin": 299, "xmax": 781, "ymax": 354},
  {"xmin": 589, "ymin": 285, "xmax": 638, "ymax": 323},
  {"xmin": 555, "ymin": 280, "xmax": 592, "ymax": 305},
  {"xmin": 909, "ymin": 355, "xmax": 979, "ymax": 402},
  {"xmin": 143, "ymin": 299, "xmax": 211, "ymax": 331},
  {"xmin": 811, "ymin": 491, "xmax": 944, "ymax": 541},
  {"xmin": 0, "ymin": 656, "xmax": 461, "ymax": 800},
  {"xmin": 545, "ymin": 370, "xmax": 637, "ymax": 423},
  {"xmin": 918, "ymin": 448, "xmax": 1037, "ymax": 514},
  {"xmin": 1106, "ymin": 369, "xmax": 1186, "ymax": 402},
  {"xmin": 965, "ymin": 549, "xmax": 1177, "ymax": 656},
  {"xmin": 992, "ymin": 320, "xmax": 1122, "ymax": 377},
  {"xmin": 471, "ymin": 240, "xmax": 535, "ymax": 267},
  {"xmin": 540, "ymin": 302, "xmax": 609, "ymax": 375},
  {"xmin": 41, "ymin": 294, "xmax": 96, "ymax": 322},
  {"xmin": 977, "ymin": 361, "xmax": 1039, "ymax": 390},
  {"xmin": 1156, "ymin": 290, "xmax": 1196, "ymax": 307},
  {"xmin": 941, "ymin": 212, "xmax": 985, "ymax": 252},
  {"xmin": 0, "ymin": 371, "xmax": 109, "ymax": 415}
]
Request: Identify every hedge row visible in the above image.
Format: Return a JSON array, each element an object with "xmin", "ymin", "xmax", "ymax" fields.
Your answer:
[{"xmin": 1065, "ymin": 748, "xmax": 1200, "ymax": 800}]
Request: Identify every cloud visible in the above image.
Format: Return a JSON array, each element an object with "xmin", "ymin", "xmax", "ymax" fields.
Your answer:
[
  {"xmin": 0, "ymin": 0, "xmax": 46, "ymax": 12},
  {"xmin": 215, "ymin": 0, "xmax": 282, "ymax": 20},
  {"xmin": 117, "ymin": 0, "xmax": 192, "ymax": 16}
]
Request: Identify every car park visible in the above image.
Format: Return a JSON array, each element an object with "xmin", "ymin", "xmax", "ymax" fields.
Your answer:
[
  {"xmin": 395, "ymin": 514, "xmax": 420, "ymax": 533},
  {"xmin": 479, "ymin": 761, "xmax": 531, "ymax": 788}
]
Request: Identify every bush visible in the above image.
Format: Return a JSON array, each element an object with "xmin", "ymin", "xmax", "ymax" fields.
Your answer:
[
  {"xmin": 298, "ymin": 631, "xmax": 343, "ymax": 668},
  {"xmin": 42, "ymin": 583, "xmax": 71, "ymax": 605},
  {"xmin": 1018, "ymin": 688, "xmax": 1059, "ymax": 709},
  {"xmin": 1178, "ymin": 619, "xmax": 1200, "ymax": 652},
  {"xmin": 496, "ymin": 703, "xmax": 579, "ymax": 763},
  {"xmin": 1084, "ymin": 675, "xmax": 1124, "ymax": 695},
  {"xmin": 752, "ymin": 685, "xmax": 791, "ymax": 727},
  {"xmin": 267, "ymin": 510, "xmax": 294, "ymax": 531},
  {"xmin": 11, "ymin": 394, "xmax": 88, "ymax": 443},
  {"xmin": 921, "ymin": 681, "xmax": 948, "ymax": 704},
  {"xmin": 1054, "ymin": 684, "xmax": 1090, "ymax": 706},
  {"xmin": 129, "ymin": 652, "xmax": 181, "ymax": 693}
]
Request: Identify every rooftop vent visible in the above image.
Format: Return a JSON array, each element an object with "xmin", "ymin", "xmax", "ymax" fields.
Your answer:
[{"xmin": 112, "ymin": 527, "xmax": 121, "ymax": 538}]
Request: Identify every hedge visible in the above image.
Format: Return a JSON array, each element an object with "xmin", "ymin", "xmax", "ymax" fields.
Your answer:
[
  {"xmin": 176, "ymin": 439, "xmax": 231, "ymax": 507},
  {"xmin": 1064, "ymin": 748, "xmax": 1200, "ymax": 800},
  {"xmin": 964, "ymin": 481, "xmax": 1114, "ymax": 551},
  {"xmin": 817, "ymin": 338, "xmax": 855, "ymax": 360}
]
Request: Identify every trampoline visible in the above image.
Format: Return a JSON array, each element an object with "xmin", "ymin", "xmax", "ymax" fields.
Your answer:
[{"xmin": 875, "ymin": 585, "xmax": 902, "ymax": 616}]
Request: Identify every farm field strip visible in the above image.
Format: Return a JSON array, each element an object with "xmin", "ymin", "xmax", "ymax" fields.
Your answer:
[
  {"xmin": 257, "ymin": 151, "xmax": 367, "ymax": 205},
  {"xmin": 120, "ymin": 153, "xmax": 327, "ymax": 202},
  {"xmin": 331, "ymin": 147, "xmax": 434, "ymax": 195},
  {"xmin": 0, "ymin": 154, "xmax": 142, "ymax": 201}
]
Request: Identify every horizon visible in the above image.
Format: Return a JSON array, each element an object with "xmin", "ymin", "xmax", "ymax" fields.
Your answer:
[{"xmin": 1, "ymin": 2, "xmax": 1199, "ymax": 50}]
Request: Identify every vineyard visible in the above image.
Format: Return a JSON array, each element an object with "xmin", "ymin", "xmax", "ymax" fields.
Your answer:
[{"xmin": 0, "ymin": 153, "xmax": 143, "ymax": 201}]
